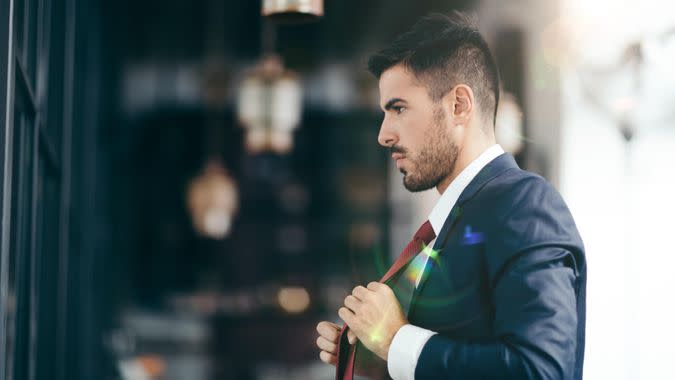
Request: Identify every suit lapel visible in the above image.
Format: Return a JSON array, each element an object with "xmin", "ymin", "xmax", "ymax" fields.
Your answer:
[{"xmin": 408, "ymin": 153, "xmax": 519, "ymax": 312}]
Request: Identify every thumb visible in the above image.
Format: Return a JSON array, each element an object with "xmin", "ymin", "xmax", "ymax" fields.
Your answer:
[{"xmin": 347, "ymin": 329, "xmax": 357, "ymax": 345}]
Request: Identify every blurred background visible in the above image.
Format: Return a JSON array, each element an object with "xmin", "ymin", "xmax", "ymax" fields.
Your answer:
[{"xmin": 0, "ymin": 0, "xmax": 674, "ymax": 379}]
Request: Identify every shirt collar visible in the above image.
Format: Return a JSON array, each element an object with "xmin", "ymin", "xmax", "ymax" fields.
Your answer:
[{"xmin": 428, "ymin": 144, "xmax": 505, "ymax": 235}]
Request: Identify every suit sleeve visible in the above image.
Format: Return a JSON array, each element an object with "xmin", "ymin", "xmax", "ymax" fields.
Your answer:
[
  {"xmin": 415, "ymin": 177, "xmax": 584, "ymax": 380},
  {"xmin": 415, "ymin": 247, "xmax": 578, "ymax": 380}
]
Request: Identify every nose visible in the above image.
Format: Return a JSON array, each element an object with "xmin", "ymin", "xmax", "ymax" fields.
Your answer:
[{"xmin": 377, "ymin": 118, "xmax": 398, "ymax": 148}]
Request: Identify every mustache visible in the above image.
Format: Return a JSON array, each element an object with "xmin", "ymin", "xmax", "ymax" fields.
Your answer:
[{"xmin": 390, "ymin": 145, "xmax": 408, "ymax": 155}]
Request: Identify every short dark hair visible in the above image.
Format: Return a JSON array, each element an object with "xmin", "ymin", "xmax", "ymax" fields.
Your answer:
[{"xmin": 367, "ymin": 12, "xmax": 500, "ymax": 126}]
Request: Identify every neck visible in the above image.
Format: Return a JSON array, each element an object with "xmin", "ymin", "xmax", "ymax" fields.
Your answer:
[{"xmin": 435, "ymin": 132, "xmax": 496, "ymax": 194}]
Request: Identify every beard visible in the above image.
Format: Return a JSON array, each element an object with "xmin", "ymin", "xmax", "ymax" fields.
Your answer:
[{"xmin": 398, "ymin": 108, "xmax": 459, "ymax": 192}]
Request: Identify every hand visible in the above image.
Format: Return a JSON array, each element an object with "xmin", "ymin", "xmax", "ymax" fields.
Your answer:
[
  {"xmin": 338, "ymin": 282, "xmax": 408, "ymax": 360},
  {"xmin": 316, "ymin": 321, "xmax": 357, "ymax": 366}
]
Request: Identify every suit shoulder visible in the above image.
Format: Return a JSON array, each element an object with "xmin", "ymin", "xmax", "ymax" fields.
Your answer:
[
  {"xmin": 478, "ymin": 168, "xmax": 585, "ymax": 263},
  {"xmin": 480, "ymin": 167, "xmax": 560, "ymax": 213}
]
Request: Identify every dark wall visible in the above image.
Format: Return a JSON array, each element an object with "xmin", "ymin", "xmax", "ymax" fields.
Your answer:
[{"xmin": 0, "ymin": 0, "xmax": 115, "ymax": 379}]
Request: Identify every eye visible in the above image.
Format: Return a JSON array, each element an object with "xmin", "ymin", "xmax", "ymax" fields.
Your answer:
[{"xmin": 393, "ymin": 106, "xmax": 406, "ymax": 115}]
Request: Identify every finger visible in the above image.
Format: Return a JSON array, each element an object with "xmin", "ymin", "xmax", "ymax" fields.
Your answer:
[
  {"xmin": 367, "ymin": 281, "xmax": 382, "ymax": 291},
  {"xmin": 319, "ymin": 350, "xmax": 337, "ymax": 366},
  {"xmin": 338, "ymin": 307, "xmax": 355, "ymax": 325},
  {"xmin": 316, "ymin": 336, "xmax": 338, "ymax": 353},
  {"xmin": 316, "ymin": 320, "xmax": 341, "ymax": 334},
  {"xmin": 351, "ymin": 285, "xmax": 369, "ymax": 300},
  {"xmin": 347, "ymin": 329, "xmax": 357, "ymax": 345},
  {"xmin": 316, "ymin": 321, "xmax": 341, "ymax": 342},
  {"xmin": 344, "ymin": 295, "xmax": 361, "ymax": 312},
  {"xmin": 318, "ymin": 320, "xmax": 341, "ymax": 330}
]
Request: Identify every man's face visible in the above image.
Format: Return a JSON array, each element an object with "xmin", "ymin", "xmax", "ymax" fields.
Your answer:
[{"xmin": 377, "ymin": 65, "xmax": 459, "ymax": 192}]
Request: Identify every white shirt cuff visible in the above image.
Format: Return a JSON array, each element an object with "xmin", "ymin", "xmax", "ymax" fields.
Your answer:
[{"xmin": 387, "ymin": 324, "xmax": 437, "ymax": 380}]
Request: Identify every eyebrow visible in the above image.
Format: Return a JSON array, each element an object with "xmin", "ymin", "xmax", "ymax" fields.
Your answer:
[{"xmin": 382, "ymin": 98, "xmax": 407, "ymax": 112}]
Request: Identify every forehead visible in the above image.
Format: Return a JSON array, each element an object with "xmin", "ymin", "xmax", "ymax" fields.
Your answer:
[{"xmin": 378, "ymin": 65, "xmax": 430, "ymax": 106}]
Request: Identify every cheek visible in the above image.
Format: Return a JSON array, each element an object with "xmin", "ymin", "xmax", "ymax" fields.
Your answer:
[
  {"xmin": 392, "ymin": 106, "xmax": 433, "ymax": 145},
  {"xmin": 399, "ymin": 117, "xmax": 424, "ymax": 147},
  {"xmin": 402, "ymin": 120, "xmax": 435, "ymax": 154}
]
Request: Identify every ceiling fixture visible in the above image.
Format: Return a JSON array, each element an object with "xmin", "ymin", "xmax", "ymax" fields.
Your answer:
[
  {"xmin": 186, "ymin": 0, "xmax": 239, "ymax": 240},
  {"xmin": 237, "ymin": 54, "xmax": 302, "ymax": 154},
  {"xmin": 262, "ymin": 0, "xmax": 324, "ymax": 24},
  {"xmin": 187, "ymin": 160, "xmax": 238, "ymax": 239}
]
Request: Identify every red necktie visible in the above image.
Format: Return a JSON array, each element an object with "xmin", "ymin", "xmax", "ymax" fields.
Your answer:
[{"xmin": 335, "ymin": 220, "xmax": 437, "ymax": 380}]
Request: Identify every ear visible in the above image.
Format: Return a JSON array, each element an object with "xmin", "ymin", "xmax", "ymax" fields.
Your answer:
[{"xmin": 444, "ymin": 84, "xmax": 474, "ymax": 125}]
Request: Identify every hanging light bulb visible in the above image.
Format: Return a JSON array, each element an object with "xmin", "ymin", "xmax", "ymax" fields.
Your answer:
[
  {"xmin": 187, "ymin": 160, "xmax": 238, "ymax": 239},
  {"xmin": 237, "ymin": 55, "xmax": 302, "ymax": 154},
  {"xmin": 262, "ymin": 0, "xmax": 323, "ymax": 24}
]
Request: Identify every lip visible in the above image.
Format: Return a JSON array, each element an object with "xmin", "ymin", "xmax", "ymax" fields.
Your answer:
[{"xmin": 393, "ymin": 154, "xmax": 406, "ymax": 169}]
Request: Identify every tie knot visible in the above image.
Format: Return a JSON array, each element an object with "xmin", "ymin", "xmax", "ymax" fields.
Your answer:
[{"xmin": 414, "ymin": 220, "xmax": 436, "ymax": 245}]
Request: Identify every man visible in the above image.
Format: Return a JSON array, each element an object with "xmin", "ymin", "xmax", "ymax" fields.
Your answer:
[{"xmin": 316, "ymin": 12, "xmax": 586, "ymax": 380}]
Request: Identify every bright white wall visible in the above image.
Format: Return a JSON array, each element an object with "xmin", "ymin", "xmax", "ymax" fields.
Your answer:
[
  {"xmin": 560, "ymin": 1, "xmax": 675, "ymax": 378},
  {"xmin": 561, "ymin": 73, "xmax": 675, "ymax": 380}
]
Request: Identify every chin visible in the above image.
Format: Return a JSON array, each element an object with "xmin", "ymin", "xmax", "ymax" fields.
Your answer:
[
  {"xmin": 403, "ymin": 177, "xmax": 429, "ymax": 192},
  {"xmin": 402, "ymin": 170, "xmax": 440, "ymax": 192}
]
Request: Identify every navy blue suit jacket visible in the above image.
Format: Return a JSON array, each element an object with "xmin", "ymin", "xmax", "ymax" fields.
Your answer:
[{"xmin": 409, "ymin": 153, "xmax": 586, "ymax": 380}]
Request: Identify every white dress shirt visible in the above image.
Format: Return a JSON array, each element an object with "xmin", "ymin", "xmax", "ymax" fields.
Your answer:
[{"xmin": 387, "ymin": 144, "xmax": 505, "ymax": 380}]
